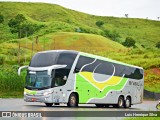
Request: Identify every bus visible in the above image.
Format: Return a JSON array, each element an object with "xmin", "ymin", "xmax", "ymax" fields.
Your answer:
[{"xmin": 18, "ymin": 50, "xmax": 144, "ymax": 108}]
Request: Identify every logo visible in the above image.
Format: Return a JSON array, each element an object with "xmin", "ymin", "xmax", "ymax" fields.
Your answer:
[{"xmin": 2, "ymin": 112, "xmax": 11, "ymax": 117}]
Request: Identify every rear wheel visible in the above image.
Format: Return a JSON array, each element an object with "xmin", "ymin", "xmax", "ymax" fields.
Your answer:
[
  {"xmin": 45, "ymin": 103, "xmax": 53, "ymax": 107},
  {"xmin": 117, "ymin": 96, "xmax": 124, "ymax": 108},
  {"xmin": 67, "ymin": 93, "xmax": 78, "ymax": 107},
  {"xmin": 124, "ymin": 97, "xmax": 131, "ymax": 108}
]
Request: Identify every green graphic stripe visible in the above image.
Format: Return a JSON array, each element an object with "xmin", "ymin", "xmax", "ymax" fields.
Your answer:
[
  {"xmin": 76, "ymin": 73, "xmax": 128, "ymax": 103},
  {"xmin": 24, "ymin": 88, "xmax": 37, "ymax": 95}
]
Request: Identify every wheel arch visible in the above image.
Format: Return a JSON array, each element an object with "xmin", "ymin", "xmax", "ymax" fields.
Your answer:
[{"xmin": 118, "ymin": 95, "xmax": 125, "ymax": 102}]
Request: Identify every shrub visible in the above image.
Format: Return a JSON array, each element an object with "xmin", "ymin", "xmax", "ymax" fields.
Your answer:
[
  {"xmin": 155, "ymin": 41, "xmax": 160, "ymax": 48},
  {"xmin": 103, "ymin": 29, "xmax": 120, "ymax": 41},
  {"xmin": 0, "ymin": 14, "xmax": 4, "ymax": 23},
  {"xmin": 0, "ymin": 55, "xmax": 5, "ymax": 64},
  {"xmin": 122, "ymin": 37, "xmax": 136, "ymax": 47},
  {"xmin": 96, "ymin": 20, "xmax": 104, "ymax": 27}
]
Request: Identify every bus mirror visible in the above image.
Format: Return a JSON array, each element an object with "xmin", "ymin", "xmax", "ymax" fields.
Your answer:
[{"xmin": 18, "ymin": 66, "xmax": 28, "ymax": 76}]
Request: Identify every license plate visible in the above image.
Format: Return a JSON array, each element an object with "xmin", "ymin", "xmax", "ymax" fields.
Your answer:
[{"xmin": 31, "ymin": 98, "xmax": 37, "ymax": 101}]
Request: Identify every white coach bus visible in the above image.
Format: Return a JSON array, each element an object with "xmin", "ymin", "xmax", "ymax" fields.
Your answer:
[{"xmin": 18, "ymin": 50, "xmax": 144, "ymax": 108}]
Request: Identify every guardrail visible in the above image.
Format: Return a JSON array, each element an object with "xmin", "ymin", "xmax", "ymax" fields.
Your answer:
[{"xmin": 144, "ymin": 90, "xmax": 160, "ymax": 100}]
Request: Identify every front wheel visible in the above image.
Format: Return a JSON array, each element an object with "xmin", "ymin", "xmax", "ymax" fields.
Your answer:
[
  {"xmin": 67, "ymin": 93, "xmax": 78, "ymax": 107},
  {"xmin": 45, "ymin": 103, "xmax": 53, "ymax": 107},
  {"xmin": 156, "ymin": 104, "xmax": 160, "ymax": 110}
]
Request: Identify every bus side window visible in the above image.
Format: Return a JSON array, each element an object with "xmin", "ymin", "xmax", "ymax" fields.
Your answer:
[{"xmin": 54, "ymin": 70, "xmax": 67, "ymax": 87}]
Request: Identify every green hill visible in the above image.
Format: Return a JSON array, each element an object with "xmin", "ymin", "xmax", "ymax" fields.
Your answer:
[
  {"xmin": 0, "ymin": 2, "xmax": 160, "ymax": 48},
  {"xmin": 0, "ymin": 2, "xmax": 160, "ymax": 95}
]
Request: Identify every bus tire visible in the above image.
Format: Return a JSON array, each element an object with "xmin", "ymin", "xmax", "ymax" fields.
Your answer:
[
  {"xmin": 45, "ymin": 103, "xmax": 53, "ymax": 107},
  {"xmin": 117, "ymin": 96, "xmax": 124, "ymax": 108},
  {"xmin": 67, "ymin": 93, "xmax": 78, "ymax": 107},
  {"xmin": 124, "ymin": 97, "xmax": 131, "ymax": 108}
]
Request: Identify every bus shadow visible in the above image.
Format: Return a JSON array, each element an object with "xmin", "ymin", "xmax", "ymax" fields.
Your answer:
[{"xmin": 25, "ymin": 105, "xmax": 140, "ymax": 110}]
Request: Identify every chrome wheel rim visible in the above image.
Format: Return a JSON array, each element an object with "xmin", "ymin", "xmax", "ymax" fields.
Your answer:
[
  {"xmin": 119, "ymin": 99, "xmax": 123, "ymax": 107},
  {"xmin": 126, "ymin": 99, "xmax": 130, "ymax": 107},
  {"xmin": 70, "ymin": 96, "xmax": 76, "ymax": 106}
]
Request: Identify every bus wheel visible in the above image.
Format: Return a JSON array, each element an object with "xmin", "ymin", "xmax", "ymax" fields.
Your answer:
[
  {"xmin": 124, "ymin": 97, "xmax": 131, "ymax": 108},
  {"xmin": 117, "ymin": 96, "xmax": 124, "ymax": 108},
  {"xmin": 45, "ymin": 103, "xmax": 53, "ymax": 107},
  {"xmin": 67, "ymin": 93, "xmax": 78, "ymax": 107},
  {"xmin": 95, "ymin": 104, "xmax": 105, "ymax": 108}
]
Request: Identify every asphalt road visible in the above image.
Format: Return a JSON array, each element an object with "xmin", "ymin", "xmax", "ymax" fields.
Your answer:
[{"xmin": 0, "ymin": 98, "xmax": 159, "ymax": 120}]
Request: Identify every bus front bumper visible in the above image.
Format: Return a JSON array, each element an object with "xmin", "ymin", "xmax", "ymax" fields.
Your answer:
[{"xmin": 24, "ymin": 94, "xmax": 52, "ymax": 103}]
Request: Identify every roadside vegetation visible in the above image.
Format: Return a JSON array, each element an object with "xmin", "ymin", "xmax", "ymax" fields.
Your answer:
[{"xmin": 0, "ymin": 2, "xmax": 160, "ymax": 97}]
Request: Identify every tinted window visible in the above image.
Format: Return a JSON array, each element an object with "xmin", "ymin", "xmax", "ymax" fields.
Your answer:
[
  {"xmin": 76, "ymin": 55, "xmax": 143, "ymax": 80},
  {"xmin": 75, "ymin": 56, "xmax": 95, "ymax": 72},
  {"xmin": 30, "ymin": 52, "xmax": 58, "ymax": 67},
  {"xmin": 124, "ymin": 67, "xmax": 143, "ymax": 79},
  {"xmin": 94, "ymin": 60, "xmax": 114, "ymax": 75},
  {"xmin": 76, "ymin": 56, "xmax": 115, "ymax": 75},
  {"xmin": 57, "ymin": 53, "xmax": 77, "ymax": 69}
]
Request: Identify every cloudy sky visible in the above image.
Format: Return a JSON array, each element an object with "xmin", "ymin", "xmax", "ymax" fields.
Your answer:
[{"xmin": 1, "ymin": 0, "xmax": 160, "ymax": 20}]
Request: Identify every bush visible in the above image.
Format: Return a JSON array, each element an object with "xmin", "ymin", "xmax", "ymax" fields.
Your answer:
[
  {"xmin": 8, "ymin": 48, "xmax": 24, "ymax": 56},
  {"xmin": 0, "ymin": 14, "xmax": 4, "ymax": 23},
  {"xmin": 103, "ymin": 29, "xmax": 120, "ymax": 41},
  {"xmin": 0, "ymin": 65, "xmax": 26, "ymax": 92},
  {"xmin": 155, "ymin": 41, "xmax": 160, "ymax": 48},
  {"xmin": 96, "ymin": 20, "xmax": 104, "ymax": 27},
  {"xmin": 122, "ymin": 37, "xmax": 136, "ymax": 47},
  {"xmin": 0, "ymin": 55, "xmax": 5, "ymax": 64}
]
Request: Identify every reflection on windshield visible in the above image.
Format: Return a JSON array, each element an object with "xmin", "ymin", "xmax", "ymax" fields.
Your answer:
[{"xmin": 26, "ymin": 74, "xmax": 51, "ymax": 90}]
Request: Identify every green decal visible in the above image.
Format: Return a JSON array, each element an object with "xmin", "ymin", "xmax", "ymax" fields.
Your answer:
[
  {"xmin": 76, "ymin": 73, "xmax": 128, "ymax": 103},
  {"xmin": 24, "ymin": 88, "xmax": 37, "ymax": 95}
]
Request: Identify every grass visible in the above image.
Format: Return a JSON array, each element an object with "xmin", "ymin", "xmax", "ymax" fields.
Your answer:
[
  {"xmin": 0, "ymin": 2, "xmax": 160, "ymax": 97},
  {"xmin": 0, "ymin": 65, "xmax": 26, "ymax": 98},
  {"xmin": 0, "ymin": 2, "xmax": 160, "ymax": 48}
]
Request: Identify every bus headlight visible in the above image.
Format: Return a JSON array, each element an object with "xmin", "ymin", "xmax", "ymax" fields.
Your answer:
[
  {"xmin": 24, "ymin": 92, "xmax": 26, "ymax": 95},
  {"xmin": 43, "ymin": 91, "xmax": 52, "ymax": 96}
]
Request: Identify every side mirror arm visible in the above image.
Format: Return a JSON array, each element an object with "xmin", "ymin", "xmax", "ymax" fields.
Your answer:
[
  {"xmin": 48, "ymin": 65, "xmax": 67, "ymax": 76},
  {"xmin": 18, "ymin": 66, "xmax": 28, "ymax": 76}
]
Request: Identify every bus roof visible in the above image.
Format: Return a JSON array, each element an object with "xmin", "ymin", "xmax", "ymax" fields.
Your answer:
[
  {"xmin": 35, "ymin": 50, "xmax": 143, "ymax": 69},
  {"xmin": 37, "ymin": 50, "xmax": 78, "ymax": 54}
]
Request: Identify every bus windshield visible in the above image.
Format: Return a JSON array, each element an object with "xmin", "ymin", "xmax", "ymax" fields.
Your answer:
[{"xmin": 25, "ymin": 71, "xmax": 51, "ymax": 90}]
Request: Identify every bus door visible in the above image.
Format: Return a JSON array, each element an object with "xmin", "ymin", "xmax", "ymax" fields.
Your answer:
[{"xmin": 52, "ymin": 69, "xmax": 68, "ymax": 103}]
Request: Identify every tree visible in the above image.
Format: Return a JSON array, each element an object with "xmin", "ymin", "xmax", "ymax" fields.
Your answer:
[
  {"xmin": 125, "ymin": 14, "xmax": 128, "ymax": 18},
  {"xmin": 0, "ymin": 14, "xmax": 4, "ymax": 23},
  {"xmin": 103, "ymin": 29, "xmax": 120, "ymax": 41},
  {"xmin": 156, "ymin": 41, "xmax": 160, "ymax": 48},
  {"xmin": 122, "ymin": 37, "xmax": 136, "ymax": 47},
  {"xmin": 8, "ymin": 14, "xmax": 26, "ymax": 38},
  {"xmin": 96, "ymin": 20, "xmax": 104, "ymax": 27}
]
